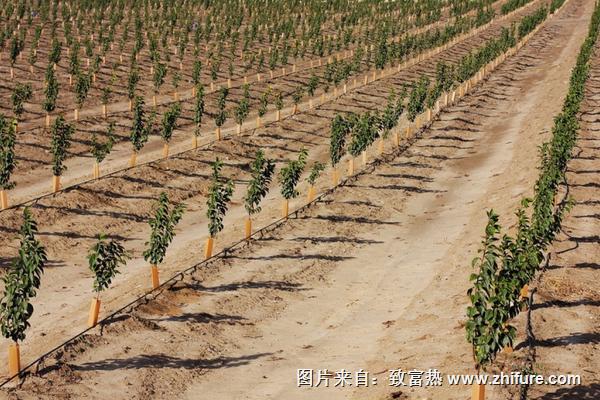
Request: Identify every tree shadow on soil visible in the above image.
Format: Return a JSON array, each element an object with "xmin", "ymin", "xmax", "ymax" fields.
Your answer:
[
  {"xmin": 537, "ymin": 383, "xmax": 600, "ymax": 399},
  {"xmin": 152, "ymin": 312, "xmax": 251, "ymax": 326},
  {"xmin": 300, "ymin": 213, "xmax": 401, "ymax": 225},
  {"xmin": 291, "ymin": 236, "xmax": 384, "ymax": 245},
  {"xmin": 73, "ymin": 352, "xmax": 273, "ymax": 371},
  {"xmin": 345, "ymin": 183, "xmax": 445, "ymax": 194},
  {"xmin": 226, "ymin": 253, "xmax": 354, "ymax": 262},
  {"xmin": 532, "ymin": 298, "xmax": 600, "ymax": 310},
  {"xmin": 516, "ymin": 332, "xmax": 599, "ymax": 350},
  {"xmin": 173, "ymin": 280, "xmax": 307, "ymax": 293}
]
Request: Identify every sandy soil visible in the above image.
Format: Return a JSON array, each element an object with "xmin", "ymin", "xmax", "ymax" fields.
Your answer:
[
  {"xmin": 0, "ymin": 0, "xmax": 594, "ymax": 399},
  {"xmin": 0, "ymin": 0, "xmax": 553, "ymax": 377}
]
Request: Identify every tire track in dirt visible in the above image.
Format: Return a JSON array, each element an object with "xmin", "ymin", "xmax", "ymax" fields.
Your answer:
[{"xmin": 2, "ymin": 0, "xmax": 592, "ymax": 398}]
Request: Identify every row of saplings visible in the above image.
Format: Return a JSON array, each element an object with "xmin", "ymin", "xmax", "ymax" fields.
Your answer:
[
  {"xmin": 0, "ymin": 145, "xmax": 325, "ymax": 378},
  {"xmin": 0, "ymin": 11, "xmax": 538, "ymax": 211},
  {"xmin": 464, "ymin": 0, "xmax": 593, "ymax": 399},
  {"xmin": 0, "ymin": 5, "xmax": 559, "ymax": 382}
]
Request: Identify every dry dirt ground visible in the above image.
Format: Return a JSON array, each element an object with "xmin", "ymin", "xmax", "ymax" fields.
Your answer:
[
  {"xmin": 0, "ymin": 0, "xmax": 553, "ymax": 375},
  {"xmin": 0, "ymin": 0, "xmax": 595, "ymax": 399}
]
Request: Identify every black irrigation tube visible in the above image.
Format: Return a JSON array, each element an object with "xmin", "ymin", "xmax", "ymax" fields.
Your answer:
[{"xmin": 0, "ymin": 3, "xmax": 551, "ymax": 387}]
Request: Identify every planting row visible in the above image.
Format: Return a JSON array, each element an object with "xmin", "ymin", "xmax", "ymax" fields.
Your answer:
[
  {"xmin": 464, "ymin": 0, "xmax": 595, "ymax": 399},
  {"xmin": 0, "ymin": 1, "xmax": 561, "ymax": 381}
]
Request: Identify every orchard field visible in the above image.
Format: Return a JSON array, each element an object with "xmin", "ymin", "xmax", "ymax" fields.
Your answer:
[{"xmin": 0, "ymin": 0, "xmax": 598, "ymax": 399}]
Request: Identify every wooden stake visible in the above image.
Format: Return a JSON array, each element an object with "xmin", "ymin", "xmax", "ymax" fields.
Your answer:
[
  {"xmin": 394, "ymin": 131, "xmax": 400, "ymax": 147},
  {"xmin": 151, "ymin": 265, "xmax": 159, "ymax": 289},
  {"xmin": 52, "ymin": 175, "xmax": 61, "ymax": 193},
  {"xmin": 276, "ymin": 110, "xmax": 281, "ymax": 121},
  {"xmin": 307, "ymin": 186, "xmax": 316, "ymax": 203},
  {"xmin": 129, "ymin": 152, "xmax": 137, "ymax": 168},
  {"xmin": 282, "ymin": 199, "xmax": 289, "ymax": 218},
  {"xmin": 8, "ymin": 343, "xmax": 20, "ymax": 376},
  {"xmin": 93, "ymin": 162, "xmax": 100, "ymax": 179},
  {"xmin": 102, "ymin": 104, "xmax": 107, "ymax": 118},
  {"xmin": 87, "ymin": 297, "xmax": 101, "ymax": 327},
  {"xmin": 348, "ymin": 158, "xmax": 354, "ymax": 176},
  {"xmin": 331, "ymin": 168, "xmax": 339, "ymax": 186},
  {"xmin": 46, "ymin": 113, "xmax": 50, "ymax": 127},
  {"xmin": 205, "ymin": 237, "xmax": 214, "ymax": 259},
  {"xmin": 0, "ymin": 190, "xmax": 7, "ymax": 209},
  {"xmin": 471, "ymin": 383, "xmax": 485, "ymax": 400},
  {"xmin": 237, "ymin": 124, "xmax": 242, "ymax": 134},
  {"xmin": 192, "ymin": 136, "xmax": 198, "ymax": 149},
  {"xmin": 520, "ymin": 284, "xmax": 529, "ymax": 299},
  {"xmin": 245, "ymin": 217, "xmax": 252, "ymax": 240},
  {"xmin": 216, "ymin": 126, "xmax": 221, "ymax": 140},
  {"xmin": 362, "ymin": 150, "xmax": 367, "ymax": 165},
  {"xmin": 74, "ymin": 108, "xmax": 79, "ymax": 121}
]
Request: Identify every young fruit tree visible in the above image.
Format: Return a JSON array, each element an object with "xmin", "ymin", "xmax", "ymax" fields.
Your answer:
[
  {"xmin": 87, "ymin": 234, "xmax": 129, "ymax": 327},
  {"xmin": 274, "ymin": 90, "xmax": 284, "ymax": 121},
  {"xmin": 347, "ymin": 112, "xmax": 378, "ymax": 171},
  {"xmin": 330, "ymin": 114, "xmax": 354, "ymax": 184},
  {"xmin": 292, "ymin": 86, "xmax": 304, "ymax": 114},
  {"xmin": 160, "ymin": 102, "xmax": 182, "ymax": 158},
  {"xmin": 243, "ymin": 150, "xmax": 276, "ymax": 239},
  {"xmin": 74, "ymin": 71, "xmax": 91, "ymax": 120},
  {"xmin": 90, "ymin": 122, "xmax": 116, "ymax": 179},
  {"xmin": 205, "ymin": 158, "xmax": 234, "ymax": 258},
  {"xmin": 192, "ymin": 84, "xmax": 205, "ymax": 148},
  {"xmin": 278, "ymin": 148, "xmax": 308, "ymax": 218},
  {"xmin": 0, "ymin": 115, "xmax": 17, "ymax": 209},
  {"xmin": 129, "ymin": 96, "xmax": 153, "ymax": 167},
  {"xmin": 307, "ymin": 75, "xmax": 319, "ymax": 109},
  {"xmin": 152, "ymin": 62, "xmax": 167, "ymax": 107},
  {"xmin": 257, "ymin": 88, "xmax": 270, "ymax": 128},
  {"xmin": 50, "ymin": 116, "xmax": 75, "ymax": 192},
  {"xmin": 11, "ymin": 83, "xmax": 32, "ymax": 127},
  {"xmin": 306, "ymin": 161, "xmax": 325, "ymax": 202},
  {"xmin": 214, "ymin": 87, "xmax": 229, "ymax": 140},
  {"xmin": 143, "ymin": 192, "xmax": 186, "ymax": 289},
  {"xmin": 127, "ymin": 66, "xmax": 140, "ymax": 111},
  {"xmin": 43, "ymin": 66, "xmax": 59, "ymax": 127},
  {"xmin": 0, "ymin": 208, "xmax": 47, "ymax": 376},
  {"xmin": 465, "ymin": 211, "xmax": 517, "ymax": 400},
  {"xmin": 234, "ymin": 84, "xmax": 251, "ymax": 134},
  {"xmin": 407, "ymin": 76, "xmax": 430, "ymax": 129}
]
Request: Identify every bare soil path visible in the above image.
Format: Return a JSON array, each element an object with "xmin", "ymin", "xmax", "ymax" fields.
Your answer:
[{"xmin": 1, "ymin": 0, "xmax": 594, "ymax": 398}]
